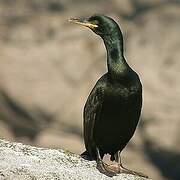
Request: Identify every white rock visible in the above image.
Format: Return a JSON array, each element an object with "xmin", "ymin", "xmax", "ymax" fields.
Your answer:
[{"xmin": 0, "ymin": 139, "xmax": 148, "ymax": 180}]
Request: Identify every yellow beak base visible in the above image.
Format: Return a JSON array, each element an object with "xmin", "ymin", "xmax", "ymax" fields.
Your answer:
[{"xmin": 69, "ymin": 18, "xmax": 98, "ymax": 29}]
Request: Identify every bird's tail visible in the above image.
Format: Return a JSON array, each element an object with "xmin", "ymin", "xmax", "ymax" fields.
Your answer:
[{"xmin": 81, "ymin": 151, "xmax": 95, "ymax": 161}]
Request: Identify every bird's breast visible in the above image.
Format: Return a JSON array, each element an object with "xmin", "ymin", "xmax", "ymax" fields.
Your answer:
[{"xmin": 94, "ymin": 83, "xmax": 142, "ymax": 147}]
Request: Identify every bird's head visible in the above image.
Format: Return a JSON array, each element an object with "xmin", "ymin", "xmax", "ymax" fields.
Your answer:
[{"xmin": 69, "ymin": 15, "xmax": 120, "ymax": 37}]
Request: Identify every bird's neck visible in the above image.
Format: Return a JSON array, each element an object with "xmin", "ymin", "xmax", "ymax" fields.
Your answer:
[{"xmin": 102, "ymin": 32, "xmax": 129, "ymax": 79}]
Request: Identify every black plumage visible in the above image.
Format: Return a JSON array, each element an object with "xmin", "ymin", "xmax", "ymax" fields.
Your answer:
[
  {"xmin": 84, "ymin": 72, "xmax": 142, "ymax": 161},
  {"xmin": 70, "ymin": 15, "xmax": 146, "ymax": 177}
]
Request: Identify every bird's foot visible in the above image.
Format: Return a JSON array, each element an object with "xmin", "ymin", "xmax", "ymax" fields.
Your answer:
[
  {"xmin": 96, "ymin": 160, "xmax": 148, "ymax": 178},
  {"xmin": 96, "ymin": 160, "xmax": 116, "ymax": 177},
  {"xmin": 114, "ymin": 164, "xmax": 148, "ymax": 178}
]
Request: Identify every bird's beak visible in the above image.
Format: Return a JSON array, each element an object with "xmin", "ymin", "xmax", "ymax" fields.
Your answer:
[{"xmin": 69, "ymin": 18, "xmax": 98, "ymax": 29}]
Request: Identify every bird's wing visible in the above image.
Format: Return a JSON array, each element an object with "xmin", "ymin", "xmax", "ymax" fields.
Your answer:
[{"xmin": 83, "ymin": 77, "xmax": 106, "ymax": 157}]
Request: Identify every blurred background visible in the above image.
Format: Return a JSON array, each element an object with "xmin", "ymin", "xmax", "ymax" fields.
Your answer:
[{"xmin": 0, "ymin": 0, "xmax": 180, "ymax": 179}]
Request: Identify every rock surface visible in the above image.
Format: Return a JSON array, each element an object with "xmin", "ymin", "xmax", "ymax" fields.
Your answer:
[{"xmin": 0, "ymin": 139, "xmax": 147, "ymax": 180}]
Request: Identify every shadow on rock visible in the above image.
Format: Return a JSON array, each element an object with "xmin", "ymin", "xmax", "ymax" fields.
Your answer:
[
  {"xmin": 0, "ymin": 89, "xmax": 54, "ymax": 140},
  {"xmin": 139, "ymin": 121, "xmax": 180, "ymax": 180}
]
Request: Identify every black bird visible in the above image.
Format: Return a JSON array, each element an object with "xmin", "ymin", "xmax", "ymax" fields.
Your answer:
[{"xmin": 70, "ymin": 15, "xmax": 147, "ymax": 177}]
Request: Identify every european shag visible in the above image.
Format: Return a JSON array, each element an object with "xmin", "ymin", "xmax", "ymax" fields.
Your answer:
[{"xmin": 70, "ymin": 15, "xmax": 147, "ymax": 178}]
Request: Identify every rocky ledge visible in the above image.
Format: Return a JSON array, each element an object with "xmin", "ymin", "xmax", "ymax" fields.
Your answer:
[{"xmin": 0, "ymin": 139, "xmax": 148, "ymax": 180}]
